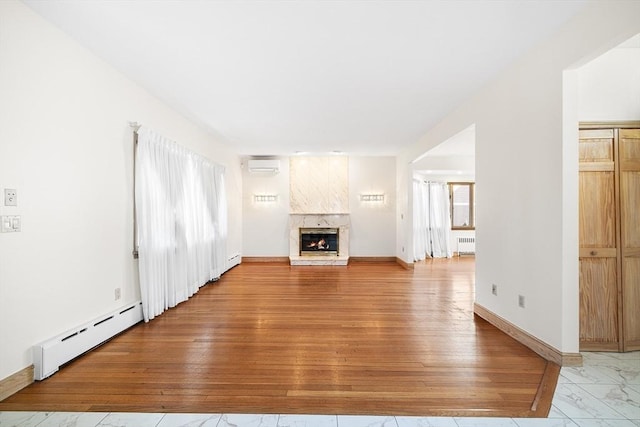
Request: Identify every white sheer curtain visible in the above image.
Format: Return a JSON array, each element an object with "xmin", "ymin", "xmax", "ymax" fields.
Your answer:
[
  {"xmin": 413, "ymin": 180, "xmax": 452, "ymax": 260},
  {"xmin": 135, "ymin": 127, "xmax": 227, "ymax": 322}
]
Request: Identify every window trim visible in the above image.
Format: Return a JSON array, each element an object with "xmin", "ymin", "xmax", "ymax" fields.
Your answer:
[{"xmin": 448, "ymin": 182, "xmax": 475, "ymax": 230}]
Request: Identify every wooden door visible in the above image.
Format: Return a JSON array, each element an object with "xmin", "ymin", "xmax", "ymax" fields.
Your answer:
[
  {"xmin": 579, "ymin": 129, "xmax": 621, "ymax": 350},
  {"xmin": 619, "ymin": 129, "xmax": 640, "ymax": 351}
]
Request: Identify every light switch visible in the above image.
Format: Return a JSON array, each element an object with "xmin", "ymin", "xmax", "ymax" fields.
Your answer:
[
  {"xmin": 1, "ymin": 215, "xmax": 20, "ymax": 232},
  {"xmin": 4, "ymin": 189, "xmax": 17, "ymax": 206}
]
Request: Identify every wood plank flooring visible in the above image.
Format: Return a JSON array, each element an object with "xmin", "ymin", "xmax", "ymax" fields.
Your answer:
[{"xmin": 0, "ymin": 258, "xmax": 558, "ymax": 417}]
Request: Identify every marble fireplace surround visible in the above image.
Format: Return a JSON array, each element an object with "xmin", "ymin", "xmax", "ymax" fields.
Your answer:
[{"xmin": 289, "ymin": 214, "xmax": 350, "ymax": 266}]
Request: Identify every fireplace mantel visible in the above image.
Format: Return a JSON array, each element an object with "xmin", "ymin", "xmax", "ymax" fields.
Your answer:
[{"xmin": 289, "ymin": 214, "xmax": 349, "ymax": 266}]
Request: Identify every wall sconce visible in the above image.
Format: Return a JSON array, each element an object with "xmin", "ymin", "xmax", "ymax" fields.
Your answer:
[
  {"xmin": 254, "ymin": 194, "xmax": 278, "ymax": 203},
  {"xmin": 360, "ymin": 194, "xmax": 385, "ymax": 202}
]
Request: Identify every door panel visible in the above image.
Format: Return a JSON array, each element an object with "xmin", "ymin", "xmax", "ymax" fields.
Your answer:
[
  {"xmin": 620, "ymin": 171, "xmax": 640, "ymax": 248},
  {"xmin": 579, "ymin": 171, "xmax": 616, "ymax": 248},
  {"xmin": 579, "ymin": 258, "xmax": 619, "ymax": 347},
  {"xmin": 619, "ymin": 129, "xmax": 640, "ymax": 350},
  {"xmin": 579, "ymin": 129, "xmax": 614, "ymax": 162},
  {"xmin": 579, "ymin": 129, "xmax": 619, "ymax": 350},
  {"xmin": 623, "ymin": 257, "xmax": 640, "ymax": 350}
]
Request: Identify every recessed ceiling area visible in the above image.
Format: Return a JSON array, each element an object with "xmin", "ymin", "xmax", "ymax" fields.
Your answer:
[
  {"xmin": 617, "ymin": 32, "xmax": 640, "ymax": 48},
  {"xmin": 412, "ymin": 125, "xmax": 476, "ymax": 177},
  {"xmin": 24, "ymin": 0, "xmax": 588, "ymax": 156}
]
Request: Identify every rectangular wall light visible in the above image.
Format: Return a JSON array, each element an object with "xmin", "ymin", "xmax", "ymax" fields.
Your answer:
[
  {"xmin": 360, "ymin": 194, "xmax": 384, "ymax": 202},
  {"xmin": 254, "ymin": 194, "xmax": 278, "ymax": 203}
]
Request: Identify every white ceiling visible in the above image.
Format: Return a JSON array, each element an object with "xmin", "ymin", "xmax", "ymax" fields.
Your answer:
[
  {"xmin": 414, "ymin": 30, "xmax": 640, "ymax": 169},
  {"xmin": 24, "ymin": 0, "xmax": 588, "ymax": 156}
]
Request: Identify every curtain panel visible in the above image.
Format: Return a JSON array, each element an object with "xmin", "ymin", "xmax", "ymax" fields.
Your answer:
[
  {"xmin": 413, "ymin": 180, "xmax": 452, "ymax": 260},
  {"xmin": 413, "ymin": 180, "xmax": 429, "ymax": 261},
  {"xmin": 135, "ymin": 127, "xmax": 227, "ymax": 322}
]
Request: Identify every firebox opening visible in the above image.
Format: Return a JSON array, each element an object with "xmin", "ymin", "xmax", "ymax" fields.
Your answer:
[{"xmin": 299, "ymin": 228, "xmax": 339, "ymax": 256}]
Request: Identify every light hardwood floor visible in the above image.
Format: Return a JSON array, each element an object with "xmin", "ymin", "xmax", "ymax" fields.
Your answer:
[{"xmin": 0, "ymin": 258, "xmax": 559, "ymax": 417}]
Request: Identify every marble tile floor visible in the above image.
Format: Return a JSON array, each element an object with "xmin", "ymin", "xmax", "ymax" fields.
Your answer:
[{"xmin": 1, "ymin": 352, "xmax": 638, "ymax": 427}]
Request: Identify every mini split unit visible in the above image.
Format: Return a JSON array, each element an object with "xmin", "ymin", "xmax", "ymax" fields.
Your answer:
[{"xmin": 247, "ymin": 159, "xmax": 280, "ymax": 173}]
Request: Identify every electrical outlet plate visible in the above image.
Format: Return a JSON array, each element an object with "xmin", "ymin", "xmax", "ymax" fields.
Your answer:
[
  {"xmin": 4, "ymin": 189, "xmax": 17, "ymax": 206},
  {"xmin": 115, "ymin": 288, "xmax": 121, "ymax": 300},
  {"xmin": 518, "ymin": 295, "xmax": 525, "ymax": 308},
  {"xmin": 491, "ymin": 284, "xmax": 498, "ymax": 296}
]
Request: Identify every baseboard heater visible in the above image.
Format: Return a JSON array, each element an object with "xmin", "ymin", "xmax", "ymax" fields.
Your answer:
[
  {"xmin": 227, "ymin": 253, "xmax": 241, "ymax": 270},
  {"xmin": 33, "ymin": 301, "xmax": 143, "ymax": 380},
  {"xmin": 457, "ymin": 236, "xmax": 476, "ymax": 255}
]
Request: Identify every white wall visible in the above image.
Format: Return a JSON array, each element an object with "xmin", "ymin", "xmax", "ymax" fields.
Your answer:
[
  {"xmin": 397, "ymin": 0, "xmax": 640, "ymax": 354},
  {"xmin": 348, "ymin": 157, "xmax": 396, "ymax": 256},
  {"xmin": 578, "ymin": 42, "xmax": 640, "ymax": 121},
  {"xmin": 242, "ymin": 156, "xmax": 396, "ymax": 257},
  {"xmin": 412, "ymin": 156, "xmax": 475, "ymax": 175},
  {"xmin": 242, "ymin": 157, "xmax": 291, "ymax": 257},
  {"xmin": 0, "ymin": 0, "xmax": 241, "ymax": 380},
  {"xmin": 413, "ymin": 170, "xmax": 475, "ymax": 185}
]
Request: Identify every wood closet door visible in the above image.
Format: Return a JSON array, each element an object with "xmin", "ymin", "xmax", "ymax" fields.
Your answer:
[
  {"xmin": 579, "ymin": 129, "xmax": 620, "ymax": 350},
  {"xmin": 619, "ymin": 129, "xmax": 640, "ymax": 351}
]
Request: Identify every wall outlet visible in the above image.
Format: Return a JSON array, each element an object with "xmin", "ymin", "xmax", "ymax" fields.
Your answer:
[
  {"xmin": 491, "ymin": 284, "xmax": 498, "ymax": 296},
  {"xmin": 115, "ymin": 288, "xmax": 121, "ymax": 300},
  {"xmin": 4, "ymin": 189, "xmax": 17, "ymax": 206},
  {"xmin": 518, "ymin": 295, "xmax": 525, "ymax": 308}
]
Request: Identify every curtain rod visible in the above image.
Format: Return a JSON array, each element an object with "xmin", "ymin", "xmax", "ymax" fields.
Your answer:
[{"xmin": 131, "ymin": 121, "xmax": 139, "ymax": 258}]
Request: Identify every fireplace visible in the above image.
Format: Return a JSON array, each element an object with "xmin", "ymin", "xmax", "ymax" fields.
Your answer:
[
  {"xmin": 299, "ymin": 228, "xmax": 339, "ymax": 256},
  {"xmin": 289, "ymin": 214, "xmax": 349, "ymax": 265}
]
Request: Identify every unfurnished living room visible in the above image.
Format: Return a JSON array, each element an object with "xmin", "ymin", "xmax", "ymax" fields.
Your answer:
[{"xmin": 0, "ymin": 1, "xmax": 639, "ymax": 427}]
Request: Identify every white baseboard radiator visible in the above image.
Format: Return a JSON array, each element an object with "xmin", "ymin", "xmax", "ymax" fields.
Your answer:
[
  {"xmin": 33, "ymin": 301, "xmax": 143, "ymax": 380},
  {"xmin": 457, "ymin": 237, "xmax": 476, "ymax": 255},
  {"xmin": 227, "ymin": 253, "xmax": 241, "ymax": 270}
]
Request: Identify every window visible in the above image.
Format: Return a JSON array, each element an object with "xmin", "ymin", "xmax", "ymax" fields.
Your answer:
[{"xmin": 449, "ymin": 182, "xmax": 475, "ymax": 230}]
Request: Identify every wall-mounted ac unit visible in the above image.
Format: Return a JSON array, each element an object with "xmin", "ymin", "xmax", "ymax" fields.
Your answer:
[{"xmin": 248, "ymin": 159, "xmax": 280, "ymax": 173}]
